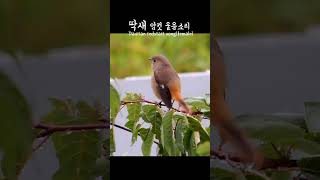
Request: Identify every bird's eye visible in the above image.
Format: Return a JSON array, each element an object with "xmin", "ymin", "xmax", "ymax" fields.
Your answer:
[{"xmin": 153, "ymin": 59, "xmax": 156, "ymax": 63}]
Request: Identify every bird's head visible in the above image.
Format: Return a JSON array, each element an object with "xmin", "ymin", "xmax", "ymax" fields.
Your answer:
[{"xmin": 148, "ymin": 54, "xmax": 171, "ymax": 71}]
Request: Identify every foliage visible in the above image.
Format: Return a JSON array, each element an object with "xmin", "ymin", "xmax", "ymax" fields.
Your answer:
[
  {"xmin": 0, "ymin": 73, "xmax": 108, "ymax": 180},
  {"xmin": 0, "ymin": 71, "xmax": 33, "ymax": 180},
  {"xmin": 42, "ymin": 98, "xmax": 107, "ymax": 180},
  {"xmin": 110, "ymin": 34, "xmax": 210, "ymax": 78},
  {"xmin": 212, "ymin": 103, "xmax": 320, "ymax": 180},
  {"xmin": 110, "ymin": 85, "xmax": 210, "ymax": 156},
  {"xmin": 0, "ymin": 1, "xmax": 108, "ymax": 179}
]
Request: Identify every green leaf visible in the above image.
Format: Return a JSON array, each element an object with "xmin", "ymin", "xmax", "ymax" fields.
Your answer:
[
  {"xmin": 110, "ymin": 85, "xmax": 120, "ymax": 123},
  {"xmin": 236, "ymin": 113, "xmax": 307, "ymax": 130},
  {"xmin": 270, "ymin": 171, "xmax": 291, "ymax": 180},
  {"xmin": 77, "ymin": 100, "xmax": 100, "ymax": 123},
  {"xmin": 157, "ymin": 144, "xmax": 169, "ymax": 156},
  {"xmin": 289, "ymin": 138, "xmax": 320, "ymax": 155},
  {"xmin": 101, "ymin": 129, "xmax": 109, "ymax": 155},
  {"xmin": 94, "ymin": 157, "xmax": 109, "ymax": 180},
  {"xmin": 305, "ymin": 132, "xmax": 320, "ymax": 144},
  {"xmin": 141, "ymin": 112, "xmax": 151, "ymax": 123},
  {"xmin": 152, "ymin": 120, "xmax": 162, "ymax": 142},
  {"xmin": 142, "ymin": 105, "xmax": 162, "ymax": 140},
  {"xmin": 51, "ymin": 131, "xmax": 100, "ymax": 180},
  {"xmin": 174, "ymin": 114, "xmax": 189, "ymax": 153},
  {"xmin": 262, "ymin": 138, "xmax": 320, "ymax": 157},
  {"xmin": 206, "ymin": 127, "xmax": 210, "ymax": 135},
  {"xmin": 43, "ymin": 99, "xmax": 101, "ymax": 180},
  {"xmin": 141, "ymin": 128, "xmax": 154, "ymax": 156},
  {"xmin": 183, "ymin": 129, "xmax": 197, "ymax": 156},
  {"xmin": 298, "ymin": 156, "xmax": 320, "ymax": 175},
  {"xmin": 260, "ymin": 144, "xmax": 282, "ymax": 159},
  {"xmin": 141, "ymin": 104, "xmax": 161, "ymax": 122},
  {"xmin": 185, "ymin": 97, "xmax": 210, "ymax": 113},
  {"xmin": 139, "ymin": 128, "xmax": 149, "ymax": 141},
  {"xmin": 124, "ymin": 93, "xmax": 142, "ymax": 120},
  {"xmin": 161, "ymin": 110, "xmax": 178, "ymax": 156},
  {"xmin": 305, "ymin": 102, "xmax": 320, "ymax": 133},
  {"xmin": 210, "ymin": 168, "xmax": 237, "ymax": 180},
  {"xmin": 124, "ymin": 120, "xmax": 134, "ymax": 130},
  {"xmin": 196, "ymin": 141, "xmax": 210, "ymax": 156},
  {"xmin": 271, "ymin": 113, "xmax": 307, "ymax": 129},
  {"xmin": 96, "ymin": 130, "xmax": 109, "ymax": 180},
  {"xmin": 235, "ymin": 113, "xmax": 320, "ymax": 155},
  {"xmin": 0, "ymin": 71, "xmax": 33, "ymax": 179},
  {"xmin": 186, "ymin": 116, "xmax": 210, "ymax": 142},
  {"xmin": 237, "ymin": 119, "xmax": 305, "ymax": 144},
  {"xmin": 124, "ymin": 93, "xmax": 142, "ymax": 133},
  {"xmin": 110, "ymin": 128, "xmax": 115, "ymax": 155},
  {"xmin": 131, "ymin": 124, "xmax": 142, "ymax": 145}
]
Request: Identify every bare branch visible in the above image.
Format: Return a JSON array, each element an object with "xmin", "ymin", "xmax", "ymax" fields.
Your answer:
[
  {"xmin": 121, "ymin": 99, "xmax": 203, "ymax": 116},
  {"xmin": 211, "ymin": 149, "xmax": 298, "ymax": 170},
  {"xmin": 32, "ymin": 135, "xmax": 51, "ymax": 152},
  {"xmin": 34, "ymin": 122, "xmax": 107, "ymax": 138}
]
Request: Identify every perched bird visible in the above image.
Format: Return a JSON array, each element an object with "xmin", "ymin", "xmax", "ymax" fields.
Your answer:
[
  {"xmin": 149, "ymin": 55, "xmax": 191, "ymax": 114},
  {"xmin": 212, "ymin": 37, "xmax": 263, "ymax": 167}
]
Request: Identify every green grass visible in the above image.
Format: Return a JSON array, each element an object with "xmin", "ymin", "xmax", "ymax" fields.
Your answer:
[{"xmin": 110, "ymin": 34, "xmax": 210, "ymax": 78}]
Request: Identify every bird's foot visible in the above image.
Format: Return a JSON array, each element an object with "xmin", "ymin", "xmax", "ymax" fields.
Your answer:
[{"xmin": 156, "ymin": 101, "xmax": 164, "ymax": 107}]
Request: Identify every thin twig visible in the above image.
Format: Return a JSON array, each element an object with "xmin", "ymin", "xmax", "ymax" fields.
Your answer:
[
  {"xmin": 34, "ymin": 123, "xmax": 107, "ymax": 138},
  {"xmin": 32, "ymin": 135, "xmax": 51, "ymax": 152},
  {"xmin": 271, "ymin": 143, "xmax": 284, "ymax": 159},
  {"xmin": 110, "ymin": 122, "xmax": 160, "ymax": 145},
  {"xmin": 121, "ymin": 99, "xmax": 203, "ymax": 115},
  {"xmin": 211, "ymin": 149, "xmax": 298, "ymax": 170}
]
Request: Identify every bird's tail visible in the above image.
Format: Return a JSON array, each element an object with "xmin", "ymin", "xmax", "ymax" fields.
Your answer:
[
  {"xmin": 177, "ymin": 99, "xmax": 191, "ymax": 114},
  {"xmin": 217, "ymin": 119, "xmax": 264, "ymax": 168}
]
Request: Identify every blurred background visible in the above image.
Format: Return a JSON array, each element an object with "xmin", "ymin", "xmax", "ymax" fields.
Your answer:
[
  {"xmin": 212, "ymin": 0, "xmax": 320, "ymax": 114},
  {"xmin": 214, "ymin": 0, "xmax": 320, "ymax": 37},
  {"xmin": 110, "ymin": 34, "xmax": 210, "ymax": 78},
  {"xmin": 0, "ymin": 0, "xmax": 107, "ymax": 53},
  {"xmin": 212, "ymin": 1, "xmax": 320, "ymax": 179},
  {"xmin": 0, "ymin": 1, "xmax": 108, "ymax": 179}
]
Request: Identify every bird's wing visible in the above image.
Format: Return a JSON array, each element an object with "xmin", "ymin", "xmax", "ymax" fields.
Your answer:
[{"xmin": 154, "ymin": 71, "xmax": 173, "ymax": 109}]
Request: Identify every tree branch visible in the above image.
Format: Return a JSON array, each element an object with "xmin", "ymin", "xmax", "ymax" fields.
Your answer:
[
  {"xmin": 34, "ymin": 122, "xmax": 107, "ymax": 138},
  {"xmin": 33, "ymin": 135, "xmax": 51, "ymax": 152},
  {"xmin": 34, "ymin": 119, "xmax": 159, "ymax": 146},
  {"xmin": 121, "ymin": 99, "xmax": 203, "ymax": 115},
  {"xmin": 109, "ymin": 122, "xmax": 160, "ymax": 145},
  {"xmin": 211, "ymin": 149, "xmax": 298, "ymax": 170}
]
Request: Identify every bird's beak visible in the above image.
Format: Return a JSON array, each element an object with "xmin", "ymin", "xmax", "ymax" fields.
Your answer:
[{"xmin": 148, "ymin": 58, "xmax": 152, "ymax": 61}]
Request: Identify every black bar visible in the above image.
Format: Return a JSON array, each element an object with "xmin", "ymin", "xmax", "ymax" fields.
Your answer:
[
  {"xmin": 111, "ymin": 0, "xmax": 210, "ymax": 33},
  {"xmin": 110, "ymin": 157, "xmax": 210, "ymax": 179}
]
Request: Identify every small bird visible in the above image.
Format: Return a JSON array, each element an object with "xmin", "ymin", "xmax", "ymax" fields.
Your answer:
[
  {"xmin": 212, "ymin": 37, "xmax": 263, "ymax": 167},
  {"xmin": 149, "ymin": 55, "xmax": 191, "ymax": 114}
]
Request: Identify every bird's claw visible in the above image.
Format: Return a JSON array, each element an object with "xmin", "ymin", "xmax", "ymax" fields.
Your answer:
[{"xmin": 157, "ymin": 101, "xmax": 163, "ymax": 107}]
